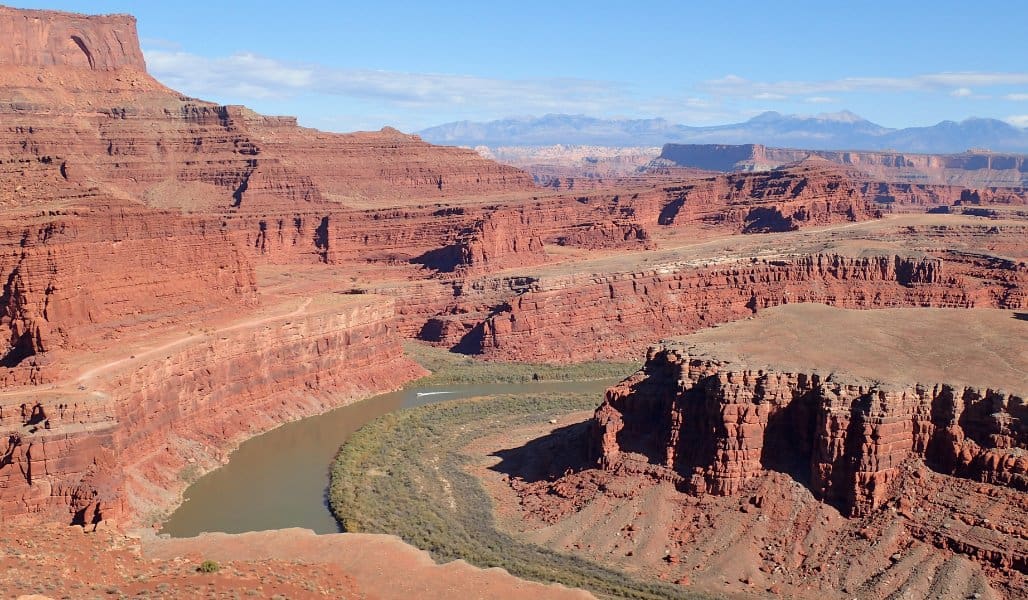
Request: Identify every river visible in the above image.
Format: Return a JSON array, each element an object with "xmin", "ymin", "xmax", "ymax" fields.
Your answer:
[{"xmin": 160, "ymin": 379, "xmax": 615, "ymax": 537}]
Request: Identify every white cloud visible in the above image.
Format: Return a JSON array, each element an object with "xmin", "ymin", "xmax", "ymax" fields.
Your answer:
[
  {"xmin": 1006, "ymin": 115, "xmax": 1028, "ymax": 128},
  {"xmin": 141, "ymin": 47, "xmax": 757, "ymax": 130},
  {"xmin": 702, "ymin": 72, "xmax": 1028, "ymax": 98},
  {"xmin": 753, "ymin": 92, "xmax": 787, "ymax": 100},
  {"xmin": 1005, "ymin": 93, "xmax": 1028, "ymax": 101},
  {"xmin": 804, "ymin": 96, "xmax": 835, "ymax": 103},
  {"xmin": 950, "ymin": 87, "xmax": 973, "ymax": 97},
  {"xmin": 144, "ymin": 49, "xmax": 626, "ymax": 113},
  {"xmin": 145, "ymin": 50, "xmax": 314, "ymax": 99}
]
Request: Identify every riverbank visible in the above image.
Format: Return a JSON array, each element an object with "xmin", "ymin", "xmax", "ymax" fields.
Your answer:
[
  {"xmin": 329, "ymin": 393, "xmax": 709, "ymax": 600},
  {"xmin": 402, "ymin": 342, "xmax": 639, "ymax": 386},
  {"xmin": 160, "ymin": 344, "xmax": 631, "ymax": 537}
]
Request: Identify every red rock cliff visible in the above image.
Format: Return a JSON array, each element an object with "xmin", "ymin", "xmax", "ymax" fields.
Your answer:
[
  {"xmin": 475, "ymin": 252, "xmax": 1026, "ymax": 362},
  {"xmin": 0, "ymin": 6, "xmax": 145, "ymax": 71},
  {"xmin": 0, "ymin": 294, "xmax": 425, "ymax": 524},
  {"xmin": 591, "ymin": 308, "xmax": 1028, "ymax": 573},
  {"xmin": 595, "ymin": 346, "xmax": 1027, "ymax": 517}
]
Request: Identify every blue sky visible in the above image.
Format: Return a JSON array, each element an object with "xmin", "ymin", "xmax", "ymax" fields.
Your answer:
[{"xmin": 13, "ymin": 0, "xmax": 1028, "ymax": 132}]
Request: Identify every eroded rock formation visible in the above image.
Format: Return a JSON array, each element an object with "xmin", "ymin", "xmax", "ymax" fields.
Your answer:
[
  {"xmin": 590, "ymin": 306, "xmax": 1027, "ymax": 577},
  {"xmin": 656, "ymin": 163, "xmax": 880, "ymax": 232},
  {"xmin": 0, "ymin": 201, "xmax": 258, "ymax": 385},
  {"xmin": 0, "ymin": 294, "xmax": 424, "ymax": 523},
  {"xmin": 595, "ymin": 351, "xmax": 1027, "ymax": 518},
  {"xmin": 473, "ymin": 252, "xmax": 1027, "ymax": 361},
  {"xmin": 0, "ymin": 6, "xmax": 145, "ymax": 71}
]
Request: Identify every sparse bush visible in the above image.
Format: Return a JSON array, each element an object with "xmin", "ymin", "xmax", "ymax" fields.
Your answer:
[{"xmin": 197, "ymin": 560, "xmax": 220, "ymax": 574}]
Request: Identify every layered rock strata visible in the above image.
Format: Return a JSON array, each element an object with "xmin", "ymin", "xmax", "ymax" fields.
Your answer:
[
  {"xmin": 656, "ymin": 163, "xmax": 880, "ymax": 231},
  {"xmin": 0, "ymin": 6, "xmax": 145, "ymax": 71},
  {"xmin": 474, "ymin": 251, "xmax": 1027, "ymax": 361},
  {"xmin": 592, "ymin": 305, "xmax": 1027, "ymax": 572},
  {"xmin": 0, "ymin": 200, "xmax": 258, "ymax": 385},
  {"xmin": 0, "ymin": 294, "xmax": 424, "ymax": 524}
]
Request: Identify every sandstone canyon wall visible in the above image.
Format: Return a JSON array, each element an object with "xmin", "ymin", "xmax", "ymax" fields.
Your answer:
[
  {"xmin": 592, "ymin": 321, "xmax": 1027, "ymax": 573},
  {"xmin": 1, "ymin": 4, "xmax": 1026, "ymax": 532},
  {"xmin": 473, "ymin": 252, "xmax": 1027, "ymax": 361},
  {"xmin": 0, "ymin": 8, "xmax": 432, "ymax": 525},
  {"xmin": 0, "ymin": 294, "xmax": 424, "ymax": 524}
]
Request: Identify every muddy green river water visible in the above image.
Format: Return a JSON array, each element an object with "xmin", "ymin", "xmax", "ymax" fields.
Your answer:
[{"xmin": 160, "ymin": 379, "xmax": 615, "ymax": 537}]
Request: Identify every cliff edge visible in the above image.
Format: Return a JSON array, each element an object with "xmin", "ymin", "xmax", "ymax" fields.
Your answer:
[{"xmin": 0, "ymin": 5, "xmax": 145, "ymax": 71}]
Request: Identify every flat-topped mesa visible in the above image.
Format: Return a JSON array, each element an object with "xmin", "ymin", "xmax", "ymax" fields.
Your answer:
[
  {"xmin": 473, "ymin": 250, "xmax": 1028, "ymax": 362},
  {"xmin": 0, "ymin": 6, "xmax": 145, "ymax": 71},
  {"xmin": 657, "ymin": 162, "xmax": 882, "ymax": 232},
  {"xmin": 652, "ymin": 142, "xmax": 1028, "ymax": 188},
  {"xmin": 593, "ymin": 305, "xmax": 1028, "ymax": 518}
]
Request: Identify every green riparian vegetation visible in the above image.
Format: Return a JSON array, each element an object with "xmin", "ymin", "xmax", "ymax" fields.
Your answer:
[
  {"xmin": 402, "ymin": 341, "xmax": 639, "ymax": 387},
  {"xmin": 329, "ymin": 392, "xmax": 709, "ymax": 600}
]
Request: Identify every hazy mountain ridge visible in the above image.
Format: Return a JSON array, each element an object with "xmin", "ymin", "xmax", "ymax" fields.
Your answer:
[{"xmin": 418, "ymin": 111, "xmax": 1028, "ymax": 153}]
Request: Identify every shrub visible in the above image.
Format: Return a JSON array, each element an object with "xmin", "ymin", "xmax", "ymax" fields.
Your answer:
[{"xmin": 197, "ymin": 560, "xmax": 220, "ymax": 573}]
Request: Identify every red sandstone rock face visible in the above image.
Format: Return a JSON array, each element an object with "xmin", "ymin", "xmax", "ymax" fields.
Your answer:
[
  {"xmin": 0, "ymin": 6, "xmax": 441, "ymax": 524},
  {"xmin": 0, "ymin": 6, "xmax": 145, "ymax": 71},
  {"xmin": 1, "ymin": 3, "xmax": 1025, "ymax": 538},
  {"xmin": 473, "ymin": 252, "xmax": 1026, "ymax": 361},
  {"xmin": 0, "ymin": 201, "xmax": 258, "ymax": 384},
  {"xmin": 2, "ymin": 99, "xmax": 534, "ymax": 214},
  {"xmin": 0, "ymin": 295, "xmax": 425, "ymax": 523},
  {"xmin": 591, "ymin": 343, "xmax": 1027, "ymax": 573},
  {"xmin": 857, "ymin": 181, "xmax": 1028, "ymax": 208},
  {"xmin": 412, "ymin": 208, "xmax": 548, "ymax": 275},
  {"xmin": 656, "ymin": 163, "xmax": 880, "ymax": 232}
]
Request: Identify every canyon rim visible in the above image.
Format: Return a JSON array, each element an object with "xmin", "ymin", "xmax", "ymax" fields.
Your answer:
[{"xmin": 0, "ymin": 3, "xmax": 1026, "ymax": 599}]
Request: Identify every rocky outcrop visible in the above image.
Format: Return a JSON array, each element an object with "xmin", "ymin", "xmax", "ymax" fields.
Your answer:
[
  {"xmin": 595, "ymin": 350, "xmax": 1027, "ymax": 516},
  {"xmin": 590, "ymin": 306, "xmax": 1027, "ymax": 574},
  {"xmin": 654, "ymin": 143, "xmax": 1028, "ymax": 188},
  {"xmin": 474, "ymin": 252, "xmax": 1026, "ymax": 362},
  {"xmin": 413, "ymin": 208, "xmax": 547, "ymax": 274},
  {"xmin": 0, "ymin": 6, "xmax": 145, "ymax": 71},
  {"xmin": 656, "ymin": 163, "xmax": 880, "ymax": 232}
]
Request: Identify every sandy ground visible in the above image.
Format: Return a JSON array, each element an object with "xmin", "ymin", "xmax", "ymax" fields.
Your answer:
[
  {"xmin": 673, "ymin": 304, "xmax": 1028, "ymax": 392},
  {"xmin": 0, "ymin": 519, "xmax": 594, "ymax": 599}
]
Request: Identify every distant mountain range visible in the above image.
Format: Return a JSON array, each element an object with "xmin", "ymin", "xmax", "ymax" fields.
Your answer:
[{"xmin": 417, "ymin": 111, "xmax": 1028, "ymax": 154}]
